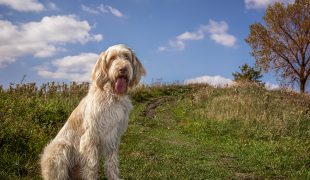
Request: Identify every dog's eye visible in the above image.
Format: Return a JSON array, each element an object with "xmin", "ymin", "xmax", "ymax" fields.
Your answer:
[
  {"xmin": 124, "ymin": 54, "xmax": 130, "ymax": 61},
  {"xmin": 110, "ymin": 55, "xmax": 117, "ymax": 61}
]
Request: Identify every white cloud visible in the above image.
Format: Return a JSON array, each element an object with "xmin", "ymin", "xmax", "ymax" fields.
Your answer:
[
  {"xmin": 184, "ymin": 75, "xmax": 281, "ymax": 90},
  {"xmin": 245, "ymin": 0, "xmax": 295, "ymax": 9},
  {"xmin": 265, "ymin": 82, "xmax": 280, "ymax": 90},
  {"xmin": 81, "ymin": 4, "xmax": 99, "ymax": 14},
  {"xmin": 0, "ymin": 0, "xmax": 44, "ymax": 12},
  {"xmin": 103, "ymin": 5, "xmax": 123, "ymax": 17},
  {"xmin": 159, "ymin": 26, "xmax": 207, "ymax": 51},
  {"xmin": 0, "ymin": 56, "xmax": 15, "ymax": 68},
  {"xmin": 210, "ymin": 33, "xmax": 237, "ymax": 47},
  {"xmin": 245, "ymin": 0, "xmax": 273, "ymax": 9},
  {"xmin": 47, "ymin": 2, "xmax": 58, "ymax": 11},
  {"xmin": 82, "ymin": 4, "xmax": 124, "ymax": 18},
  {"xmin": 184, "ymin": 75, "xmax": 234, "ymax": 88},
  {"xmin": 206, "ymin": 20, "xmax": 237, "ymax": 47},
  {"xmin": 158, "ymin": 20, "xmax": 237, "ymax": 51},
  {"xmin": 0, "ymin": 15, "xmax": 103, "ymax": 67},
  {"xmin": 168, "ymin": 40, "xmax": 186, "ymax": 51},
  {"xmin": 157, "ymin": 46, "xmax": 167, "ymax": 52},
  {"xmin": 36, "ymin": 53, "xmax": 99, "ymax": 82},
  {"xmin": 177, "ymin": 27, "xmax": 206, "ymax": 41}
]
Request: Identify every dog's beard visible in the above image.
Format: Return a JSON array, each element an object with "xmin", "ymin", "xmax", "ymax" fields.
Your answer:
[{"xmin": 115, "ymin": 77, "xmax": 128, "ymax": 94}]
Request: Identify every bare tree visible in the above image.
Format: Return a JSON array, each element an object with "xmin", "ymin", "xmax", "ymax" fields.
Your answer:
[{"xmin": 246, "ymin": 0, "xmax": 310, "ymax": 93}]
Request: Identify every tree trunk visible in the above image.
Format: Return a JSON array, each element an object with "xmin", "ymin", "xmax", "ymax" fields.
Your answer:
[{"xmin": 300, "ymin": 78, "xmax": 306, "ymax": 93}]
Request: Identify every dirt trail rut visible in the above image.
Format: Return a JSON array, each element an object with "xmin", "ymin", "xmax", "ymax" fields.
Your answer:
[{"xmin": 143, "ymin": 96, "xmax": 171, "ymax": 118}]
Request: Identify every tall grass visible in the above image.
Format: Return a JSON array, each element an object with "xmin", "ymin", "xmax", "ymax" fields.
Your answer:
[
  {"xmin": 190, "ymin": 83, "xmax": 310, "ymax": 139},
  {"xmin": 0, "ymin": 82, "xmax": 89, "ymax": 178},
  {"xmin": 0, "ymin": 82, "xmax": 309, "ymax": 179}
]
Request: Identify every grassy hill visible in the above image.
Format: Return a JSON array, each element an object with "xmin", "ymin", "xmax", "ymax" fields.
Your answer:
[{"xmin": 0, "ymin": 83, "xmax": 309, "ymax": 179}]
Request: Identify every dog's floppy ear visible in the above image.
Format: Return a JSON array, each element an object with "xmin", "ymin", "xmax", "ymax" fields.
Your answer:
[
  {"xmin": 130, "ymin": 52, "xmax": 146, "ymax": 87},
  {"xmin": 92, "ymin": 51, "xmax": 108, "ymax": 89}
]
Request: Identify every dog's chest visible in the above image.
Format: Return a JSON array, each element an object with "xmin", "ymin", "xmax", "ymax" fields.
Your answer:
[{"xmin": 91, "ymin": 96, "xmax": 133, "ymax": 132}]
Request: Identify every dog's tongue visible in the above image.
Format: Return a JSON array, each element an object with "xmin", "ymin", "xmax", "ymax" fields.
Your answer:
[{"xmin": 115, "ymin": 77, "xmax": 127, "ymax": 94}]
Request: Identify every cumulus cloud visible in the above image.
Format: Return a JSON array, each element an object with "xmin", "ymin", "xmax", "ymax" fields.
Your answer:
[
  {"xmin": 158, "ymin": 20, "xmax": 236, "ymax": 51},
  {"xmin": 0, "ymin": 0, "xmax": 44, "ymax": 12},
  {"xmin": 158, "ymin": 25, "xmax": 207, "ymax": 52},
  {"xmin": 163, "ymin": 40, "xmax": 185, "ymax": 51},
  {"xmin": 47, "ymin": 2, "xmax": 58, "ymax": 11},
  {"xmin": 0, "ymin": 15, "xmax": 103, "ymax": 67},
  {"xmin": 206, "ymin": 20, "xmax": 237, "ymax": 47},
  {"xmin": 157, "ymin": 46, "xmax": 167, "ymax": 52},
  {"xmin": 36, "ymin": 53, "xmax": 99, "ymax": 82},
  {"xmin": 265, "ymin": 82, "xmax": 280, "ymax": 90},
  {"xmin": 81, "ymin": 4, "xmax": 99, "ymax": 14},
  {"xmin": 184, "ymin": 75, "xmax": 234, "ymax": 88},
  {"xmin": 245, "ymin": 0, "xmax": 294, "ymax": 9},
  {"xmin": 101, "ymin": 5, "xmax": 123, "ymax": 17},
  {"xmin": 176, "ymin": 27, "xmax": 206, "ymax": 41},
  {"xmin": 184, "ymin": 75, "xmax": 280, "ymax": 90},
  {"xmin": 82, "ymin": 4, "xmax": 124, "ymax": 17}
]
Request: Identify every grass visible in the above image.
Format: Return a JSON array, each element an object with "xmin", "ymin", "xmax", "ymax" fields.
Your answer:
[{"xmin": 0, "ymin": 82, "xmax": 309, "ymax": 179}]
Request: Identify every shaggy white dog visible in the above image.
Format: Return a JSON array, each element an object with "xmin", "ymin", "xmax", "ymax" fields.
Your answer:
[{"xmin": 40, "ymin": 44, "xmax": 146, "ymax": 180}]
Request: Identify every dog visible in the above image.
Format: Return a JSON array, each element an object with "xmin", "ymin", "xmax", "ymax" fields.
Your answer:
[{"xmin": 40, "ymin": 44, "xmax": 146, "ymax": 180}]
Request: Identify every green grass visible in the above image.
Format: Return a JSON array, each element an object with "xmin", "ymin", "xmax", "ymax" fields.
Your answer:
[{"xmin": 0, "ymin": 83, "xmax": 309, "ymax": 179}]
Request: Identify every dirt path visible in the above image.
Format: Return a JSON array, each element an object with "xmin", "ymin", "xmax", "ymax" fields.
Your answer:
[{"xmin": 143, "ymin": 96, "xmax": 171, "ymax": 118}]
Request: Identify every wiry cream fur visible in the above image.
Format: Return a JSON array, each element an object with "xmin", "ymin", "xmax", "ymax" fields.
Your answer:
[{"xmin": 40, "ymin": 44, "xmax": 146, "ymax": 180}]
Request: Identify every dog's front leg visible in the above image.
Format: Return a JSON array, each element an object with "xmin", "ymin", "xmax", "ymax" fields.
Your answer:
[
  {"xmin": 79, "ymin": 130, "xmax": 100, "ymax": 180},
  {"xmin": 104, "ymin": 127, "xmax": 123, "ymax": 180},
  {"xmin": 105, "ymin": 149, "xmax": 121, "ymax": 180}
]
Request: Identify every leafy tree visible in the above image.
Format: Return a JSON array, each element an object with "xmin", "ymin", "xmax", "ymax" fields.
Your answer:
[
  {"xmin": 233, "ymin": 63, "xmax": 263, "ymax": 83},
  {"xmin": 245, "ymin": 0, "xmax": 310, "ymax": 93}
]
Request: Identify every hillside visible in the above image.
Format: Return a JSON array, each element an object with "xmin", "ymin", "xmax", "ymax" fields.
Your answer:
[{"xmin": 0, "ymin": 83, "xmax": 309, "ymax": 179}]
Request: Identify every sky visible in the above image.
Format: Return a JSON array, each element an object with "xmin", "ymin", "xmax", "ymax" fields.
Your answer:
[{"xmin": 0, "ymin": 0, "xmax": 294, "ymax": 87}]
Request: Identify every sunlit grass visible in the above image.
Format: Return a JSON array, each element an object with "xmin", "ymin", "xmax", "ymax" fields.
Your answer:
[{"xmin": 0, "ymin": 82, "xmax": 309, "ymax": 179}]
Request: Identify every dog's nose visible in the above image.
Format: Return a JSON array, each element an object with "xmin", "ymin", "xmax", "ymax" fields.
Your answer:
[{"xmin": 119, "ymin": 67, "xmax": 127, "ymax": 74}]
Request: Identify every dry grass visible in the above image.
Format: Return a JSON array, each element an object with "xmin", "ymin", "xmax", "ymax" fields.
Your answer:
[{"xmin": 190, "ymin": 82, "xmax": 310, "ymax": 138}]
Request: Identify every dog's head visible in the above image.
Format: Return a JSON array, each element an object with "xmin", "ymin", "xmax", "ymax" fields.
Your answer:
[{"xmin": 92, "ymin": 44, "xmax": 146, "ymax": 95}]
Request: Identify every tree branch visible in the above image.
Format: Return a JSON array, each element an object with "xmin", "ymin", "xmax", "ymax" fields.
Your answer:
[
  {"xmin": 278, "ymin": 24, "xmax": 300, "ymax": 48},
  {"xmin": 304, "ymin": 42, "xmax": 310, "ymax": 64},
  {"xmin": 277, "ymin": 24, "xmax": 303, "ymax": 66},
  {"xmin": 270, "ymin": 45, "xmax": 301, "ymax": 77}
]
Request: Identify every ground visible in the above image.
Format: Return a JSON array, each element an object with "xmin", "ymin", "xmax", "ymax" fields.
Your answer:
[{"xmin": 0, "ymin": 83, "xmax": 309, "ymax": 179}]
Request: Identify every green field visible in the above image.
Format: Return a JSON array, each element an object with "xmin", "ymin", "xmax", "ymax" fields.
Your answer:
[{"xmin": 0, "ymin": 83, "xmax": 309, "ymax": 179}]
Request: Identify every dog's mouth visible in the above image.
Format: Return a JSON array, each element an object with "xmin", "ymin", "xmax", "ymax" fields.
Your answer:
[{"xmin": 115, "ymin": 76, "xmax": 128, "ymax": 95}]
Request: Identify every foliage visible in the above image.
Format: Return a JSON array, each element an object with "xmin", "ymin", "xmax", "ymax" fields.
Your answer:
[
  {"xmin": 0, "ymin": 82, "xmax": 309, "ymax": 179},
  {"xmin": 0, "ymin": 82, "xmax": 87, "ymax": 179},
  {"xmin": 245, "ymin": 0, "xmax": 310, "ymax": 93},
  {"xmin": 232, "ymin": 63, "xmax": 263, "ymax": 84}
]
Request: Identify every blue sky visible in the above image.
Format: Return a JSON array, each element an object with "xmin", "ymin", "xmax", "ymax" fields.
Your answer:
[{"xmin": 0, "ymin": 0, "xmax": 292, "ymax": 87}]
